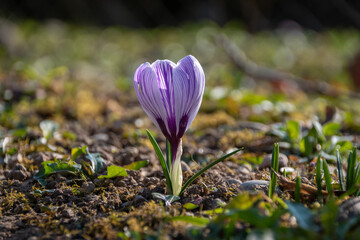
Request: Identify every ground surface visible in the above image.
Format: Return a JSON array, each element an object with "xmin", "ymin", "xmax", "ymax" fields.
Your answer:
[{"xmin": 1, "ymin": 20, "xmax": 360, "ymax": 239}]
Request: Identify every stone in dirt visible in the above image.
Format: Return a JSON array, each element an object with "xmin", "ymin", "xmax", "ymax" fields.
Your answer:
[
  {"xmin": 62, "ymin": 208, "xmax": 75, "ymax": 218},
  {"xmin": 4, "ymin": 164, "xmax": 30, "ymax": 181},
  {"xmin": 224, "ymin": 177, "xmax": 242, "ymax": 187},
  {"xmin": 238, "ymin": 180, "xmax": 282, "ymax": 195},
  {"xmin": 133, "ymin": 195, "xmax": 147, "ymax": 206},
  {"xmin": 81, "ymin": 181, "xmax": 95, "ymax": 194},
  {"xmin": 338, "ymin": 197, "xmax": 360, "ymax": 221},
  {"xmin": 259, "ymin": 153, "xmax": 288, "ymax": 170}
]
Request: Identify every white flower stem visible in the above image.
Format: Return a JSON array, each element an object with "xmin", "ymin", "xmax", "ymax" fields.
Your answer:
[{"xmin": 170, "ymin": 139, "xmax": 183, "ymax": 196}]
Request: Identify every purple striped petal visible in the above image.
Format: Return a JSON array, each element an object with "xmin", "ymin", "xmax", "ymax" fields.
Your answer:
[
  {"xmin": 173, "ymin": 56, "xmax": 205, "ymax": 137},
  {"xmin": 134, "ymin": 63, "xmax": 168, "ymax": 134},
  {"xmin": 134, "ymin": 55, "xmax": 205, "ymax": 160}
]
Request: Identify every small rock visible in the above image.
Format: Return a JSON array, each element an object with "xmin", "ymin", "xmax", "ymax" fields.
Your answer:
[
  {"xmin": 128, "ymin": 170, "xmax": 140, "ymax": 180},
  {"xmin": 133, "ymin": 195, "xmax": 146, "ymax": 206},
  {"xmin": 144, "ymin": 177, "xmax": 160, "ymax": 187},
  {"xmin": 4, "ymin": 154, "xmax": 21, "ymax": 169},
  {"xmin": 121, "ymin": 202, "xmax": 131, "ymax": 209},
  {"xmin": 224, "ymin": 177, "xmax": 242, "ymax": 187},
  {"xmin": 81, "ymin": 181, "xmax": 95, "ymax": 194},
  {"xmin": 14, "ymin": 164, "xmax": 27, "ymax": 172},
  {"xmin": 28, "ymin": 237, "xmax": 39, "ymax": 240},
  {"xmin": 236, "ymin": 166, "xmax": 252, "ymax": 182},
  {"xmin": 84, "ymin": 194, "xmax": 100, "ymax": 202},
  {"xmin": 46, "ymin": 181, "xmax": 58, "ymax": 189},
  {"xmin": 31, "ymin": 153, "xmax": 47, "ymax": 166},
  {"xmin": 62, "ymin": 208, "xmax": 75, "ymax": 218},
  {"xmin": 237, "ymin": 166, "xmax": 251, "ymax": 175},
  {"xmin": 242, "ymin": 163, "xmax": 252, "ymax": 172},
  {"xmin": 4, "ymin": 164, "xmax": 30, "ymax": 181},
  {"xmin": 91, "ymin": 133, "xmax": 109, "ymax": 142},
  {"xmin": 52, "ymin": 189, "xmax": 64, "ymax": 197},
  {"xmin": 181, "ymin": 161, "xmax": 192, "ymax": 173},
  {"xmin": 114, "ymin": 180, "xmax": 127, "ymax": 187},
  {"xmin": 338, "ymin": 197, "xmax": 360, "ymax": 221},
  {"xmin": 259, "ymin": 153, "xmax": 288, "ymax": 170},
  {"xmin": 238, "ymin": 180, "xmax": 281, "ymax": 195},
  {"xmin": 28, "ymin": 152, "xmax": 50, "ymax": 166},
  {"xmin": 93, "ymin": 178, "xmax": 112, "ymax": 187}
]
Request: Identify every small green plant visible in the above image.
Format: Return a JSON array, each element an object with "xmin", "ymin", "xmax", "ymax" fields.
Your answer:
[
  {"xmin": 316, "ymin": 147, "xmax": 360, "ymax": 197},
  {"xmin": 270, "ymin": 120, "xmax": 352, "ymax": 161},
  {"xmin": 336, "ymin": 149, "xmax": 345, "ymax": 191},
  {"xmin": 295, "ymin": 176, "xmax": 301, "ymax": 203},
  {"xmin": 344, "ymin": 147, "xmax": 360, "ymax": 196},
  {"xmin": 35, "ymin": 146, "xmax": 148, "ymax": 185},
  {"xmin": 316, "ymin": 154, "xmax": 334, "ymax": 198},
  {"xmin": 323, "ymin": 158, "xmax": 333, "ymax": 197},
  {"xmin": 268, "ymin": 143, "xmax": 279, "ymax": 199},
  {"xmin": 316, "ymin": 155, "xmax": 323, "ymax": 198},
  {"xmin": 346, "ymin": 147, "xmax": 357, "ymax": 190}
]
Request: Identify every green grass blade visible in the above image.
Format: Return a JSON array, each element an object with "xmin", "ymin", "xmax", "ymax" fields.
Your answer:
[
  {"xmin": 346, "ymin": 152, "xmax": 353, "ymax": 190},
  {"xmin": 316, "ymin": 155, "xmax": 323, "ymax": 198},
  {"xmin": 351, "ymin": 164, "xmax": 360, "ymax": 196},
  {"xmin": 179, "ymin": 148, "xmax": 242, "ymax": 196},
  {"xmin": 146, "ymin": 129, "xmax": 173, "ymax": 193},
  {"xmin": 354, "ymin": 164, "xmax": 360, "ymax": 184},
  {"xmin": 351, "ymin": 165, "xmax": 360, "ymax": 196},
  {"xmin": 268, "ymin": 143, "xmax": 279, "ymax": 199},
  {"xmin": 351, "ymin": 147, "xmax": 357, "ymax": 183},
  {"xmin": 295, "ymin": 176, "xmax": 301, "ymax": 203},
  {"xmin": 336, "ymin": 150, "xmax": 345, "ymax": 191},
  {"xmin": 323, "ymin": 159, "xmax": 333, "ymax": 197},
  {"xmin": 347, "ymin": 147, "xmax": 357, "ymax": 190},
  {"xmin": 166, "ymin": 140, "xmax": 172, "ymax": 170},
  {"xmin": 168, "ymin": 216, "xmax": 209, "ymax": 226}
]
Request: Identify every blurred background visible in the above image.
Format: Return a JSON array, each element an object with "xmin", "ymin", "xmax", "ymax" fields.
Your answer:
[
  {"xmin": 1, "ymin": 0, "xmax": 360, "ymax": 132},
  {"xmin": 2, "ymin": 0, "xmax": 360, "ymax": 30}
]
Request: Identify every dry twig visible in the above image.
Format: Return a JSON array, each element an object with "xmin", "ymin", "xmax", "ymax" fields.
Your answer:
[{"xmin": 214, "ymin": 33, "xmax": 360, "ymax": 98}]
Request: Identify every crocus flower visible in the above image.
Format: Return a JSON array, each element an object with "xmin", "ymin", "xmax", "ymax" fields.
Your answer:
[{"xmin": 134, "ymin": 55, "xmax": 205, "ymax": 195}]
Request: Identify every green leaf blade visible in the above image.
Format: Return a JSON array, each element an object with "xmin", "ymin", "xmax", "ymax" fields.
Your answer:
[
  {"xmin": 323, "ymin": 122, "xmax": 341, "ymax": 136},
  {"xmin": 316, "ymin": 155, "xmax": 323, "ymax": 197},
  {"xmin": 286, "ymin": 120, "xmax": 301, "ymax": 142},
  {"xmin": 166, "ymin": 140, "xmax": 172, "ymax": 170},
  {"xmin": 346, "ymin": 147, "xmax": 357, "ymax": 190},
  {"xmin": 168, "ymin": 216, "xmax": 209, "ymax": 226},
  {"xmin": 98, "ymin": 165, "xmax": 128, "ymax": 179},
  {"xmin": 336, "ymin": 150, "xmax": 345, "ymax": 191},
  {"xmin": 287, "ymin": 201, "xmax": 316, "ymax": 231},
  {"xmin": 146, "ymin": 129, "xmax": 173, "ymax": 194},
  {"xmin": 183, "ymin": 203, "xmax": 199, "ymax": 210},
  {"xmin": 323, "ymin": 159, "xmax": 333, "ymax": 197},
  {"xmin": 122, "ymin": 160, "xmax": 149, "ymax": 170},
  {"xmin": 295, "ymin": 176, "xmax": 301, "ymax": 203},
  {"xmin": 269, "ymin": 143, "xmax": 279, "ymax": 199}
]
